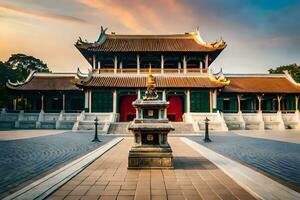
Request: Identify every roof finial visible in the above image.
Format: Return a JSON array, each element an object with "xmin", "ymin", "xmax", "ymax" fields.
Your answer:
[
  {"xmin": 97, "ymin": 26, "xmax": 108, "ymax": 43},
  {"xmin": 100, "ymin": 26, "xmax": 108, "ymax": 35}
]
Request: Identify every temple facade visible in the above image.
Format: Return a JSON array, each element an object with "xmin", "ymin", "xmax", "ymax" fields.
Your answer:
[{"xmin": 3, "ymin": 28, "xmax": 300, "ymax": 131}]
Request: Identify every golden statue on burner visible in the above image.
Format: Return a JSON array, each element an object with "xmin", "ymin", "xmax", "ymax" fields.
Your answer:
[{"xmin": 144, "ymin": 65, "xmax": 158, "ymax": 101}]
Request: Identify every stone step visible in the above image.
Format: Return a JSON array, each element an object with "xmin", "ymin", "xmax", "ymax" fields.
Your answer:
[
  {"xmin": 224, "ymin": 120, "xmax": 245, "ymax": 130},
  {"xmin": 78, "ymin": 121, "xmax": 105, "ymax": 131},
  {"xmin": 108, "ymin": 123, "xmax": 129, "ymax": 134},
  {"xmin": 171, "ymin": 122, "xmax": 194, "ymax": 132},
  {"xmin": 59, "ymin": 121, "xmax": 76, "ymax": 129}
]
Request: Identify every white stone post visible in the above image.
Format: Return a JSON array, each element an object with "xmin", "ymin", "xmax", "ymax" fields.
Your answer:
[
  {"xmin": 41, "ymin": 95, "xmax": 44, "ymax": 111},
  {"xmin": 186, "ymin": 89, "xmax": 190, "ymax": 113},
  {"xmin": 161, "ymin": 55, "xmax": 164, "ymax": 74},
  {"xmin": 138, "ymin": 89, "xmax": 141, "ymax": 99},
  {"xmin": 200, "ymin": 61, "xmax": 203, "ymax": 73},
  {"xmin": 114, "ymin": 56, "xmax": 118, "ymax": 74},
  {"xmin": 97, "ymin": 61, "xmax": 101, "ymax": 70},
  {"xmin": 113, "ymin": 89, "xmax": 117, "ymax": 113},
  {"xmin": 213, "ymin": 90, "xmax": 217, "ymax": 111},
  {"xmin": 163, "ymin": 90, "xmax": 167, "ymax": 118},
  {"xmin": 137, "ymin": 54, "xmax": 140, "ymax": 74},
  {"xmin": 62, "ymin": 94, "xmax": 65, "ymax": 111},
  {"xmin": 178, "ymin": 61, "xmax": 181, "ymax": 73},
  {"xmin": 237, "ymin": 95, "xmax": 241, "ymax": 113},
  {"xmin": 183, "ymin": 56, "xmax": 187, "ymax": 74}
]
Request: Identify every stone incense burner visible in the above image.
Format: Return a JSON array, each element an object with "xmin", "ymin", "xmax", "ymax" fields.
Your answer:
[{"xmin": 128, "ymin": 68, "xmax": 174, "ymax": 169}]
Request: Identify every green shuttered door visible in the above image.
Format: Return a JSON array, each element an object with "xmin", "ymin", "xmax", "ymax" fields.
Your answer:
[
  {"xmin": 92, "ymin": 89, "xmax": 113, "ymax": 112},
  {"xmin": 190, "ymin": 90, "xmax": 210, "ymax": 112}
]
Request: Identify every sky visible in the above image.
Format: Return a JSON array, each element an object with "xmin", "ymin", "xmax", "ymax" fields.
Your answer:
[{"xmin": 0, "ymin": 0, "xmax": 299, "ymax": 74}]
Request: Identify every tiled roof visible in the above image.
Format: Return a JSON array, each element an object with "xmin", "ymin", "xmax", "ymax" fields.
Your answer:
[
  {"xmin": 75, "ymin": 34, "xmax": 226, "ymax": 53},
  {"xmin": 6, "ymin": 73, "xmax": 80, "ymax": 91},
  {"xmin": 77, "ymin": 75, "xmax": 225, "ymax": 88},
  {"xmin": 224, "ymin": 76, "xmax": 300, "ymax": 93}
]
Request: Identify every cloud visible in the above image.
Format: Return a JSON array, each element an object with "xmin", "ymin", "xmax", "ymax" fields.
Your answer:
[
  {"xmin": 0, "ymin": 3, "xmax": 86, "ymax": 24},
  {"xmin": 78, "ymin": 0, "xmax": 149, "ymax": 33},
  {"xmin": 77, "ymin": 0, "xmax": 195, "ymax": 34}
]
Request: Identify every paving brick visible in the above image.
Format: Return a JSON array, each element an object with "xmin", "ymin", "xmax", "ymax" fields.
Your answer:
[
  {"xmin": 80, "ymin": 195, "xmax": 99, "ymax": 200},
  {"xmin": 48, "ymin": 139, "xmax": 257, "ymax": 200}
]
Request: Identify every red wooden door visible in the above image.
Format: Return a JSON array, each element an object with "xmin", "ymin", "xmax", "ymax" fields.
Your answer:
[
  {"xmin": 167, "ymin": 96, "xmax": 183, "ymax": 121},
  {"xmin": 119, "ymin": 95, "xmax": 137, "ymax": 122}
]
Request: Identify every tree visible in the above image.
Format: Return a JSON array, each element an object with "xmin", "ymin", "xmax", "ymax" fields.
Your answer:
[
  {"xmin": 0, "ymin": 54, "xmax": 51, "ymax": 108},
  {"xmin": 5, "ymin": 54, "xmax": 50, "ymax": 82},
  {"xmin": 269, "ymin": 63, "xmax": 300, "ymax": 83}
]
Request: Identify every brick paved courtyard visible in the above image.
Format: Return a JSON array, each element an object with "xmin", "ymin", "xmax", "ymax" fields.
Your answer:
[
  {"xmin": 48, "ymin": 138, "xmax": 256, "ymax": 200},
  {"xmin": 0, "ymin": 132, "xmax": 115, "ymax": 198},
  {"xmin": 189, "ymin": 133, "xmax": 300, "ymax": 190}
]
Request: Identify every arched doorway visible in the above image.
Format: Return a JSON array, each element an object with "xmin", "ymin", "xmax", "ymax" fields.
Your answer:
[
  {"xmin": 119, "ymin": 95, "xmax": 137, "ymax": 122},
  {"xmin": 167, "ymin": 96, "xmax": 183, "ymax": 121}
]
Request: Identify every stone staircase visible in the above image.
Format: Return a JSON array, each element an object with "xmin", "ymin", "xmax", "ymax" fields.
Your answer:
[
  {"xmin": 170, "ymin": 122, "xmax": 195, "ymax": 134},
  {"xmin": 108, "ymin": 122, "xmax": 129, "ymax": 134},
  {"xmin": 223, "ymin": 113, "xmax": 245, "ymax": 130}
]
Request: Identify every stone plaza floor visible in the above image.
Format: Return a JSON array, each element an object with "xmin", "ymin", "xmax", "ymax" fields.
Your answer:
[
  {"xmin": 189, "ymin": 132, "xmax": 300, "ymax": 190},
  {"xmin": 48, "ymin": 138, "xmax": 257, "ymax": 200},
  {"xmin": 0, "ymin": 129, "xmax": 67, "ymax": 141},
  {"xmin": 0, "ymin": 131, "xmax": 115, "ymax": 198},
  {"xmin": 232, "ymin": 129, "xmax": 300, "ymax": 144}
]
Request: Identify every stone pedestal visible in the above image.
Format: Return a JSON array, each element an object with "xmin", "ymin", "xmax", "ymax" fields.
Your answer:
[{"xmin": 128, "ymin": 146, "xmax": 173, "ymax": 169}]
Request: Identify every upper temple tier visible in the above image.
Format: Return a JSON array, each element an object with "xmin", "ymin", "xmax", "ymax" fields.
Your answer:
[{"xmin": 75, "ymin": 27, "xmax": 226, "ymax": 74}]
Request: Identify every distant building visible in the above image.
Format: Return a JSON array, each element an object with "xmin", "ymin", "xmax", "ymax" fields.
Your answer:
[{"xmin": 4, "ymin": 28, "xmax": 300, "ymax": 131}]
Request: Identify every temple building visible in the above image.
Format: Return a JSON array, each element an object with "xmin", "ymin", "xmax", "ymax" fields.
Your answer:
[{"xmin": 2, "ymin": 27, "xmax": 300, "ymax": 131}]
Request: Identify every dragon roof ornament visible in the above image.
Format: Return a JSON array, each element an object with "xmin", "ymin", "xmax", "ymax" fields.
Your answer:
[
  {"xmin": 8, "ymin": 70, "xmax": 36, "ymax": 86},
  {"xmin": 76, "ymin": 67, "xmax": 89, "ymax": 78},
  {"xmin": 190, "ymin": 26, "xmax": 226, "ymax": 48},
  {"xmin": 209, "ymin": 68, "xmax": 230, "ymax": 85}
]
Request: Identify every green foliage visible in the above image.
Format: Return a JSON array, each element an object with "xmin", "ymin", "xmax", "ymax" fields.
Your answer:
[
  {"xmin": 269, "ymin": 63, "xmax": 300, "ymax": 83},
  {"xmin": 5, "ymin": 54, "xmax": 50, "ymax": 82},
  {"xmin": 0, "ymin": 54, "xmax": 51, "ymax": 108}
]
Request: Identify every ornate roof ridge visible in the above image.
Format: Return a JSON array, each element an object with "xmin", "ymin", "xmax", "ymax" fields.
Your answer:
[
  {"xmin": 33, "ymin": 72, "xmax": 76, "ymax": 77},
  {"xmin": 283, "ymin": 71, "xmax": 300, "ymax": 87},
  {"xmin": 106, "ymin": 33, "xmax": 195, "ymax": 39},
  {"xmin": 225, "ymin": 73, "xmax": 287, "ymax": 78},
  {"xmin": 91, "ymin": 73, "xmax": 211, "ymax": 78},
  {"xmin": 75, "ymin": 26, "xmax": 226, "ymax": 50},
  {"xmin": 7, "ymin": 70, "xmax": 36, "ymax": 87}
]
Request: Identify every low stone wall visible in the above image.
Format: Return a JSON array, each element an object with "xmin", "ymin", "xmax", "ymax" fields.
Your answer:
[
  {"xmin": 223, "ymin": 112, "xmax": 245, "ymax": 130},
  {"xmin": 185, "ymin": 112, "xmax": 228, "ymax": 131},
  {"xmin": 1, "ymin": 109, "xmax": 300, "ymax": 131}
]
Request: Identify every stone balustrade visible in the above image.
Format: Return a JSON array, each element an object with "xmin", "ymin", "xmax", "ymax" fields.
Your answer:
[
  {"xmin": 185, "ymin": 112, "xmax": 228, "ymax": 131},
  {"xmin": 223, "ymin": 112, "xmax": 245, "ymax": 130},
  {"xmin": 1, "ymin": 109, "xmax": 300, "ymax": 131},
  {"xmin": 262, "ymin": 112, "xmax": 285, "ymax": 130}
]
